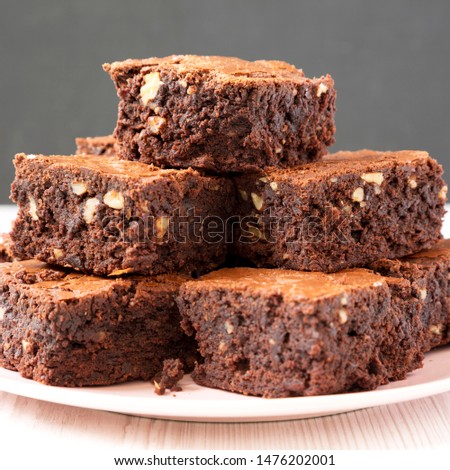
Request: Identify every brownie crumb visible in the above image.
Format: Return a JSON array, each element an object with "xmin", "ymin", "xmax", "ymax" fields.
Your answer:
[{"xmin": 153, "ymin": 358, "xmax": 185, "ymax": 396}]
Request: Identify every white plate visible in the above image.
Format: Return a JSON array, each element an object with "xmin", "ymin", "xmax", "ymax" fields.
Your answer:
[
  {"xmin": 0, "ymin": 348, "xmax": 449, "ymax": 422},
  {"xmin": 1, "ymin": 205, "xmax": 450, "ymax": 422}
]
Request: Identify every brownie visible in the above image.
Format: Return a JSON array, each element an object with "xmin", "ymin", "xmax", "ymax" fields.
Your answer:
[
  {"xmin": 233, "ymin": 149, "xmax": 446, "ymax": 273},
  {"xmin": 103, "ymin": 55, "xmax": 336, "ymax": 172},
  {"xmin": 178, "ymin": 267, "xmax": 424, "ymax": 398},
  {"xmin": 371, "ymin": 239, "xmax": 450, "ymax": 351},
  {"xmin": 10, "ymin": 153, "xmax": 235, "ymax": 276},
  {"xmin": 0, "ymin": 234, "xmax": 14, "ymax": 262},
  {"xmin": 75, "ymin": 135, "xmax": 116, "ymax": 156},
  {"xmin": 0, "ymin": 260, "xmax": 195, "ymax": 386}
]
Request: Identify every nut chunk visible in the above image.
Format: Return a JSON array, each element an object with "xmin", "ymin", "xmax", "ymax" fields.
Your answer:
[
  {"xmin": 0, "ymin": 260, "xmax": 195, "ymax": 386},
  {"xmin": 178, "ymin": 267, "xmax": 423, "ymax": 398},
  {"xmin": 233, "ymin": 150, "xmax": 445, "ymax": 273},
  {"xmin": 10, "ymin": 153, "xmax": 235, "ymax": 276},
  {"xmin": 103, "ymin": 54, "xmax": 336, "ymax": 172}
]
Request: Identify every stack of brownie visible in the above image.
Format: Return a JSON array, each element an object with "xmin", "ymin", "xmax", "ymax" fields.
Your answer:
[{"xmin": 1, "ymin": 55, "xmax": 449, "ymax": 398}]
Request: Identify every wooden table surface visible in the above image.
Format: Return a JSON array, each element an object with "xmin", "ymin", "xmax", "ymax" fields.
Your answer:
[{"xmin": 0, "ymin": 390, "xmax": 449, "ymax": 449}]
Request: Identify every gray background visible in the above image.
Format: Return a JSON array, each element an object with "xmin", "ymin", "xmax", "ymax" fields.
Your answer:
[{"xmin": 1, "ymin": 0, "xmax": 449, "ymax": 203}]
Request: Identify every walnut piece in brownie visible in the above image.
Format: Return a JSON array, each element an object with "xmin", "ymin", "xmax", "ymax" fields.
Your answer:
[
  {"xmin": 10, "ymin": 153, "xmax": 235, "ymax": 276},
  {"xmin": 371, "ymin": 239, "xmax": 450, "ymax": 351},
  {"xmin": 153, "ymin": 358, "xmax": 185, "ymax": 395},
  {"xmin": 0, "ymin": 260, "xmax": 195, "ymax": 386},
  {"xmin": 178, "ymin": 267, "xmax": 424, "ymax": 398},
  {"xmin": 75, "ymin": 135, "xmax": 117, "ymax": 156},
  {"xmin": 103, "ymin": 54, "xmax": 336, "ymax": 172},
  {"xmin": 233, "ymin": 149, "xmax": 446, "ymax": 273}
]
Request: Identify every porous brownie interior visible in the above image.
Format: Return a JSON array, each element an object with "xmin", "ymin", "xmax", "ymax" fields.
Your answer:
[
  {"xmin": 372, "ymin": 239, "xmax": 450, "ymax": 349},
  {"xmin": 179, "ymin": 268, "xmax": 408, "ymax": 397}
]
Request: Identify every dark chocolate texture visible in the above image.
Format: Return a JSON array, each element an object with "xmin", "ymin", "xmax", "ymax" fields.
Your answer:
[{"xmin": 371, "ymin": 239, "xmax": 450, "ymax": 350}]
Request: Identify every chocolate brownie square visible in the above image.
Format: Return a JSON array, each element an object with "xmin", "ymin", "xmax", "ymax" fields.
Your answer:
[
  {"xmin": 233, "ymin": 150, "xmax": 446, "ymax": 273},
  {"xmin": 10, "ymin": 153, "xmax": 235, "ymax": 276},
  {"xmin": 0, "ymin": 260, "xmax": 195, "ymax": 386},
  {"xmin": 103, "ymin": 55, "xmax": 336, "ymax": 172},
  {"xmin": 371, "ymin": 239, "xmax": 450, "ymax": 351},
  {"xmin": 75, "ymin": 135, "xmax": 117, "ymax": 156},
  {"xmin": 178, "ymin": 267, "xmax": 423, "ymax": 398}
]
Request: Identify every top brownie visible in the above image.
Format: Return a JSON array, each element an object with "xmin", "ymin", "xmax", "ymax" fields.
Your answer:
[{"xmin": 103, "ymin": 55, "xmax": 336, "ymax": 172}]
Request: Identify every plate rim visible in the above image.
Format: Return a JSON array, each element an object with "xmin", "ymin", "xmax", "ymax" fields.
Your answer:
[{"xmin": 1, "ymin": 347, "xmax": 449, "ymax": 422}]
